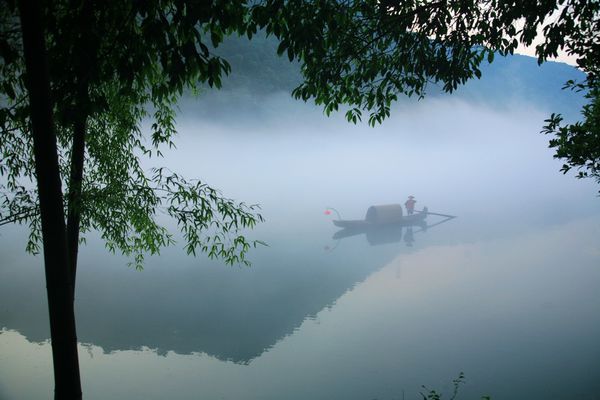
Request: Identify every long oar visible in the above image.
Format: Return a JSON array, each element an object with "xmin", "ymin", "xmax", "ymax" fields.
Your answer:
[{"xmin": 415, "ymin": 210, "xmax": 457, "ymax": 218}]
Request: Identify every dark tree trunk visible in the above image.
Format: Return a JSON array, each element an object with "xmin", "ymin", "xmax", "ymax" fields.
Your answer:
[
  {"xmin": 18, "ymin": 1, "xmax": 83, "ymax": 399},
  {"xmin": 67, "ymin": 114, "xmax": 87, "ymax": 290},
  {"xmin": 67, "ymin": 0, "xmax": 94, "ymax": 292}
]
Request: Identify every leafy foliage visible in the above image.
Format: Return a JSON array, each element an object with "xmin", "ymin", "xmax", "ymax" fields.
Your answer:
[
  {"xmin": 420, "ymin": 372, "xmax": 491, "ymax": 400},
  {"xmin": 1, "ymin": 1, "xmax": 264, "ymax": 266},
  {"xmin": 543, "ymin": 82, "xmax": 600, "ymax": 192},
  {"xmin": 420, "ymin": 372, "xmax": 466, "ymax": 400},
  {"xmin": 248, "ymin": 0, "xmax": 599, "ymax": 185},
  {"xmin": 251, "ymin": 0, "xmax": 496, "ymax": 125},
  {"xmin": 529, "ymin": 0, "xmax": 599, "ymax": 190}
]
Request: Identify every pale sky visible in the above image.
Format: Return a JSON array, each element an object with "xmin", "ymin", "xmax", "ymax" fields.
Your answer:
[
  {"xmin": 513, "ymin": 9, "xmax": 579, "ymax": 67},
  {"xmin": 516, "ymin": 42, "xmax": 578, "ymax": 67}
]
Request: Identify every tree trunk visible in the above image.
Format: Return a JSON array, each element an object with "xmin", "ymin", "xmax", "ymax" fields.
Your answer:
[
  {"xmin": 18, "ymin": 1, "xmax": 83, "ymax": 399},
  {"xmin": 67, "ymin": 114, "xmax": 87, "ymax": 290},
  {"xmin": 67, "ymin": 0, "xmax": 94, "ymax": 292}
]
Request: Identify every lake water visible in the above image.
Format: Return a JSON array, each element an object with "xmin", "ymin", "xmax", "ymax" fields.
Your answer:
[{"xmin": 1, "ymin": 94, "xmax": 599, "ymax": 399}]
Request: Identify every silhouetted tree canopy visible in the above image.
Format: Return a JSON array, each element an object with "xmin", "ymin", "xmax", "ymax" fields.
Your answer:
[
  {"xmin": 251, "ymin": 0, "xmax": 600, "ymax": 187},
  {"xmin": 1, "ymin": 1, "xmax": 265, "ymax": 271}
]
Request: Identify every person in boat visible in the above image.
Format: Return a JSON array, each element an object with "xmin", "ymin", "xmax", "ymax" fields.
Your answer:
[{"xmin": 404, "ymin": 196, "xmax": 416, "ymax": 215}]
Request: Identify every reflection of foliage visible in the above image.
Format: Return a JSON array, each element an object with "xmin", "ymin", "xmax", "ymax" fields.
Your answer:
[{"xmin": 543, "ymin": 82, "xmax": 600, "ymax": 193}]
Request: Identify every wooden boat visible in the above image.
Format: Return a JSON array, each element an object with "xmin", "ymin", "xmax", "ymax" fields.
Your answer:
[
  {"xmin": 332, "ymin": 204, "xmax": 428, "ymax": 229},
  {"xmin": 332, "ymin": 212, "xmax": 427, "ymax": 228}
]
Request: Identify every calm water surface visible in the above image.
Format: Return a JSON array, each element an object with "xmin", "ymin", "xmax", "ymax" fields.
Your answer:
[{"xmin": 1, "ymin": 96, "xmax": 600, "ymax": 399}]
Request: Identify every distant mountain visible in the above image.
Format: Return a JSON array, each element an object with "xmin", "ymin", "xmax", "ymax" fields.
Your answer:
[
  {"xmin": 456, "ymin": 53, "xmax": 586, "ymax": 119},
  {"xmin": 192, "ymin": 34, "xmax": 586, "ymax": 121},
  {"xmin": 212, "ymin": 34, "xmax": 302, "ymax": 94}
]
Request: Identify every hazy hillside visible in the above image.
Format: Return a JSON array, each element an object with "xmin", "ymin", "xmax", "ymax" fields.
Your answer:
[
  {"xmin": 213, "ymin": 34, "xmax": 302, "ymax": 94},
  {"xmin": 458, "ymin": 54, "xmax": 586, "ymax": 119},
  {"xmin": 194, "ymin": 34, "xmax": 586, "ymax": 121}
]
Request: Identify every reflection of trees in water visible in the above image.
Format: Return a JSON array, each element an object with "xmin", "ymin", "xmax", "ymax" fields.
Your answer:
[
  {"xmin": 1, "ymin": 210, "xmax": 455, "ymax": 364},
  {"xmin": 0, "ymin": 232, "xmax": 402, "ymax": 364}
]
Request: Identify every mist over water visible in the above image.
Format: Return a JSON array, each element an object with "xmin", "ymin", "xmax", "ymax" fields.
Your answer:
[
  {"xmin": 1, "ymin": 60, "xmax": 599, "ymax": 400},
  {"xmin": 165, "ymin": 91, "xmax": 598, "ymax": 237}
]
